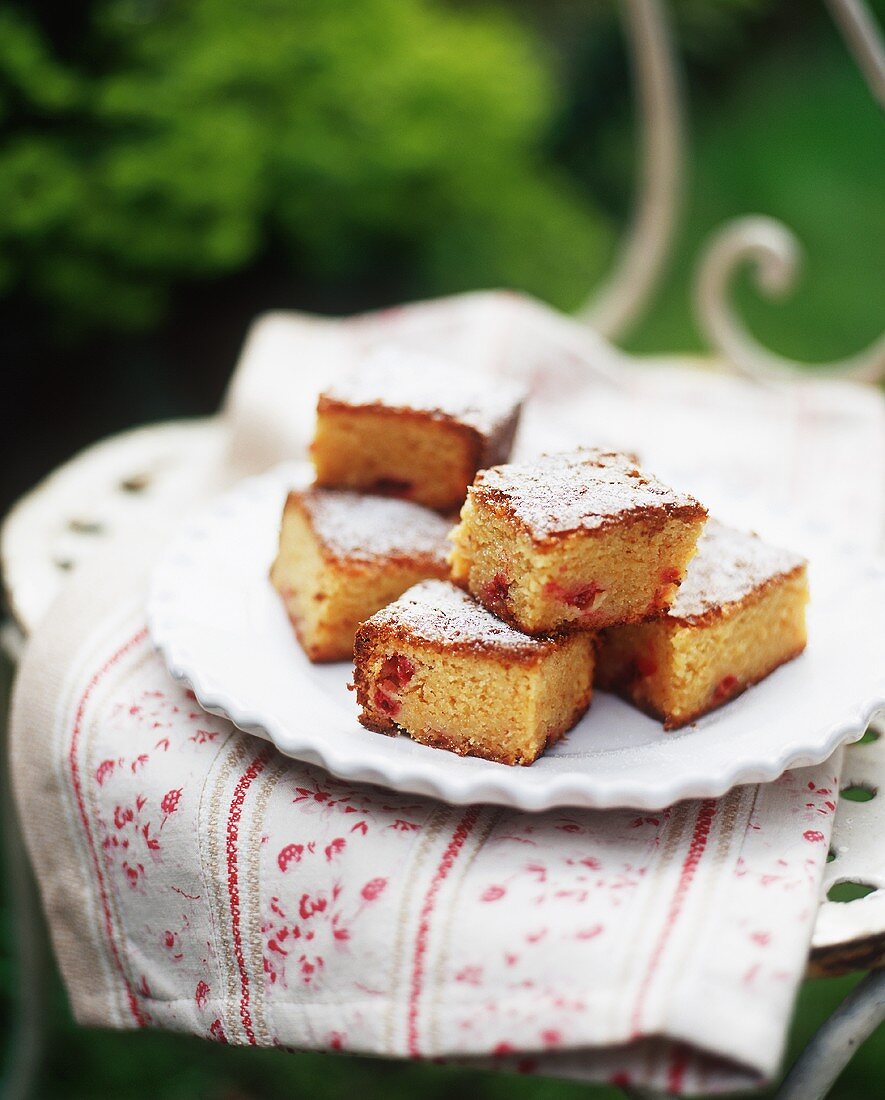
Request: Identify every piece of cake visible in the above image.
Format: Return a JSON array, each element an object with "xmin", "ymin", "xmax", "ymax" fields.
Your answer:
[
  {"xmin": 353, "ymin": 580, "xmax": 593, "ymax": 765},
  {"xmin": 594, "ymin": 520, "xmax": 809, "ymax": 728},
  {"xmin": 270, "ymin": 488, "xmax": 452, "ymax": 662},
  {"xmin": 312, "ymin": 350, "xmax": 526, "ymax": 512},
  {"xmin": 449, "ymin": 449, "xmax": 707, "ymax": 635}
]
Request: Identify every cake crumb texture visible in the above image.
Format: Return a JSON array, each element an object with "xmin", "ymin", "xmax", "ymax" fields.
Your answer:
[
  {"xmin": 270, "ymin": 490, "xmax": 451, "ymax": 662},
  {"xmin": 595, "ymin": 523, "xmax": 809, "ymax": 728},
  {"xmin": 312, "ymin": 351, "xmax": 525, "ymax": 511},
  {"xmin": 467, "ymin": 448, "xmax": 705, "ymax": 541},
  {"xmin": 353, "ymin": 580, "xmax": 593, "ymax": 765},
  {"xmin": 322, "ymin": 348, "xmax": 526, "ymax": 435},
  {"xmin": 449, "ymin": 450, "xmax": 707, "ymax": 635}
]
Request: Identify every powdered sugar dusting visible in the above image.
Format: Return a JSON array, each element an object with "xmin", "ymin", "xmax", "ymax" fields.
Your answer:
[
  {"xmin": 670, "ymin": 520, "xmax": 806, "ymax": 620},
  {"xmin": 472, "ymin": 449, "xmax": 704, "ymax": 540},
  {"xmin": 302, "ymin": 489, "xmax": 452, "ymax": 563},
  {"xmin": 367, "ymin": 579, "xmax": 552, "ymax": 655},
  {"xmin": 322, "ymin": 347, "xmax": 526, "ymax": 435}
]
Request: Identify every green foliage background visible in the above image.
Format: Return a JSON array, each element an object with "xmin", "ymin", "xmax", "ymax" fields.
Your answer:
[
  {"xmin": 0, "ymin": 0, "xmax": 614, "ymax": 335},
  {"xmin": 2, "ymin": 0, "xmax": 881, "ymax": 359}
]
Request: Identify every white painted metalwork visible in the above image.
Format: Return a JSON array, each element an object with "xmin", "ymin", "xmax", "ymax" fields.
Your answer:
[
  {"xmin": 1, "ymin": 419, "xmax": 226, "ymax": 634},
  {"xmin": 812, "ymin": 713, "xmax": 885, "ymax": 975},
  {"xmin": 2, "ymin": 3, "xmax": 883, "ymax": 1097},
  {"xmin": 579, "ymin": 0, "xmax": 683, "ymax": 339},
  {"xmin": 826, "ymin": 0, "xmax": 885, "ymax": 108},
  {"xmin": 694, "ymin": 217, "xmax": 885, "ymax": 385},
  {"xmin": 692, "ymin": 0, "xmax": 885, "ymax": 385},
  {"xmin": 775, "ymin": 968, "xmax": 885, "ymax": 1100}
]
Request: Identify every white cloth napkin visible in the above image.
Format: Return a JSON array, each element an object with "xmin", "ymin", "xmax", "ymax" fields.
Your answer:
[{"xmin": 9, "ymin": 292, "xmax": 885, "ymax": 1094}]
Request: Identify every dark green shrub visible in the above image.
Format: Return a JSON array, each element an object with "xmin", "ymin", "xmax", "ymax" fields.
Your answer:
[{"xmin": 0, "ymin": 0, "xmax": 613, "ymax": 336}]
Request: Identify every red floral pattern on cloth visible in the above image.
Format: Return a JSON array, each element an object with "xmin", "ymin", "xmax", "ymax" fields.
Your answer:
[{"xmin": 25, "ymin": 613, "xmax": 841, "ymax": 1095}]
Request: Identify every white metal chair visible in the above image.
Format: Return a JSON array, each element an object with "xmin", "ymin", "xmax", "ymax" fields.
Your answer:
[{"xmin": 3, "ymin": 3, "xmax": 883, "ymax": 1095}]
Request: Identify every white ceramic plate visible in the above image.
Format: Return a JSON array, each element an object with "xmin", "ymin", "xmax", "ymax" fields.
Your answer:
[{"xmin": 147, "ymin": 463, "xmax": 885, "ymax": 811}]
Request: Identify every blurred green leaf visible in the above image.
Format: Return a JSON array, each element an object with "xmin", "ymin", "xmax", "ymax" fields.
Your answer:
[{"xmin": 0, "ymin": 0, "xmax": 611, "ymax": 336}]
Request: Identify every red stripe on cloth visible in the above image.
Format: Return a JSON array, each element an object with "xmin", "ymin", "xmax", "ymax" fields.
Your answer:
[
  {"xmin": 407, "ymin": 807, "xmax": 480, "ymax": 1058},
  {"xmin": 69, "ymin": 626, "xmax": 150, "ymax": 1027},
  {"xmin": 226, "ymin": 748, "xmax": 271, "ymax": 1045},
  {"xmin": 630, "ymin": 798, "xmax": 718, "ymax": 1040}
]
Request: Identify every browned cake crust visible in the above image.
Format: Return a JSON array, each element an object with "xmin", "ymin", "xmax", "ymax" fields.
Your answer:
[
  {"xmin": 599, "ymin": 643, "xmax": 809, "ymax": 730},
  {"xmin": 284, "ymin": 488, "xmax": 452, "ymax": 569},
  {"xmin": 466, "ymin": 448, "xmax": 706, "ymax": 546},
  {"xmin": 318, "ymin": 350, "xmax": 526, "ymax": 439},
  {"xmin": 663, "ymin": 519, "xmax": 807, "ymax": 626},
  {"xmin": 353, "ymin": 580, "xmax": 593, "ymax": 765},
  {"xmin": 314, "ymin": 398, "xmax": 520, "ymax": 493},
  {"xmin": 271, "ymin": 488, "xmax": 453, "ymax": 662},
  {"xmin": 352, "ymin": 580, "xmax": 563, "ymax": 664},
  {"xmin": 449, "ymin": 449, "xmax": 707, "ymax": 635},
  {"xmin": 357, "ymin": 694, "xmax": 591, "ymax": 765},
  {"xmin": 594, "ymin": 521, "xmax": 809, "ymax": 728},
  {"xmin": 312, "ymin": 352, "xmax": 526, "ymax": 512}
]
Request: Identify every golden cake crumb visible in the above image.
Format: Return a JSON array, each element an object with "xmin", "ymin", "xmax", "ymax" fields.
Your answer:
[
  {"xmin": 594, "ymin": 520, "xmax": 809, "ymax": 728},
  {"xmin": 353, "ymin": 580, "xmax": 594, "ymax": 765},
  {"xmin": 270, "ymin": 488, "xmax": 452, "ymax": 662},
  {"xmin": 312, "ymin": 350, "xmax": 525, "ymax": 512},
  {"xmin": 449, "ymin": 448, "xmax": 707, "ymax": 634}
]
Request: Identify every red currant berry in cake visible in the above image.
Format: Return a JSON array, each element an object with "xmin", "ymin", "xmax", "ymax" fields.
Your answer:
[
  {"xmin": 544, "ymin": 579, "xmax": 604, "ymax": 611},
  {"xmin": 713, "ymin": 674, "xmax": 739, "ymax": 702},
  {"xmin": 483, "ymin": 573, "xmax": 511, "ymax": 609},
  {"xmin": 374, "ymin": 686, "xmax": 402, "ymax": 717},
  {"xmin": 379, "ymin": 654, "xmax": 415, "ymax": 688},
  {"xmin": 635, "ymin": 653, "xmax": 657, "ymax": 678}
]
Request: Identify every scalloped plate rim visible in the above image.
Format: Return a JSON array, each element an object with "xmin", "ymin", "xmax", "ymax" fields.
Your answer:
[{"xmin": 147, "ymin": 462, "xmax": 885, "ymax": 812}]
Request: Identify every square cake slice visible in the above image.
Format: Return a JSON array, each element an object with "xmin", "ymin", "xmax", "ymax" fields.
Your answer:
[
  {"xmin": 270, "ymin": 488, "xmax": 452, "ymax": 662},
  {"xmin": 353, "ymin": 580, "xmax": 593, "ymax": 765},
  {"xmin": 312, "ymin": 349, "xmax": 525, "ymax": 512},
  {"xmin": 594, "ymin": 520, "xmax": 809, "ymax": 728},
  {"xmin": 449, "ymin": 449, "xmax": 707, "ymax": 635}
]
